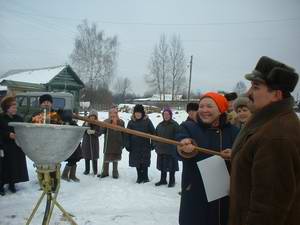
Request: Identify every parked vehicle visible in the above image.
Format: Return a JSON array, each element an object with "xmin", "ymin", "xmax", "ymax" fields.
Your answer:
[{"xmin": 15, "ymin": 92, "xmax": 74, "ymax": 121}]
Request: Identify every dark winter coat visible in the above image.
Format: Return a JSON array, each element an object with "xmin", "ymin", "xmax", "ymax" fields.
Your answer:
[
  {"xmin": 0, "ymin": 133, "xmax": 4, "ymax": 183},
  {"xmin": 229, "ymin": 97, "xmax": 300, "ymax": 225},
  {"xmin": 0, "ymin": 113, "xmax": 29, "ymax": 184},
  {"xmin": 177, "ymin": 117, "xmax": 239, "ymax": 225},
  {"xmin": 155, "ymin": 119, "xmax": 180, "ymax": 156},
  {"xmin": 66, "ymin": 144, "xmax": 82, "ymax": 164},
  {"xmin": 81, "ymin": 123, "xmax": 101, "ymax": 160},
  {"xmin": 155, "ymin": 119, "xmax": 180, "ymax": 172},
  {"xmin": 126, "ymin": 115, "xmax": 155, "ymax": 167},
  {"xmin": 101, "ymin": 118, "xmax": 125, "ymax": 162},
  {"xmin": 65, "ymin": 121, "xmax": 82, "ymax": 164}
]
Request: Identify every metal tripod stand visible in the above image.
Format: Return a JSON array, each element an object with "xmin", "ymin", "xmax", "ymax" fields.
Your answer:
[{"xmin": 26, "ymin": 164, "xmax": 77, "ymax": 225}]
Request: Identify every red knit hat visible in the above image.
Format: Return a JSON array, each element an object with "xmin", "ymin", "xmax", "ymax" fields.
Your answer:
[{"xmin": 200, "ymin": 92, "xmax": 229, "ymax": 114}]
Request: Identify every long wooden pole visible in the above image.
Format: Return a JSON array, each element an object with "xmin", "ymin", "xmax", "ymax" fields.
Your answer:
[{"xmin": 73, "ymin": 114, "xmax": 222, "ymax": 156}]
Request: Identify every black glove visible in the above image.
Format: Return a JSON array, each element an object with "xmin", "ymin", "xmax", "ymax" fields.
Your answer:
[{"xmin": 57, "ymin": 109, "xmax": 73, "ymax": 123}]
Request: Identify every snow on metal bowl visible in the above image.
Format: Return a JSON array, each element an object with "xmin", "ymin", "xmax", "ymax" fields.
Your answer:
[{"xmin": 8, "ymin": 122, "xmax": 86, "ymax": 167}]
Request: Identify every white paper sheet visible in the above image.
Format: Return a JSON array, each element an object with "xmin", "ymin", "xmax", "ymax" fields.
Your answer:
[{"xmin": 197, "ymin": 155, "xmax": 230, "ymax": 202}]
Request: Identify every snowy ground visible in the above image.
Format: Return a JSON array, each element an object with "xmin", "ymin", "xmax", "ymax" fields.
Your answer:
[{"xmin": 0, "ymin": 110, "xmax": 188, "ymax": 225}]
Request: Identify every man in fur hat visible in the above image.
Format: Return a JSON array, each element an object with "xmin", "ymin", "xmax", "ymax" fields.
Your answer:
[
  {"xmin": 185, "ymin": 102, "xmax": 199, "ymax": 122},
  {"xmin": 228, "ymin": 56, "xmax": 300, "ymax": 225},
  {"xmin": 32, "ymin": 94, "xmax": 80, "ymax": 187},
  {"xmin": 32, "ymin": 94, "xmax": 62, "ymax": 124},
  {"xmin": 224, "ymin": 92, "xmax": 238, "ymax": 124}
]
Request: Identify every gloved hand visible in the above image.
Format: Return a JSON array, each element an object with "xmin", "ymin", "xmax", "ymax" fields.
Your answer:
[
  {"xmin": 58, "ymin": 109, "xmax": 73, "ymax": 123},
  {"xmin": 87, "ymin": 129, "xmax": 96, "ymax": 135}
]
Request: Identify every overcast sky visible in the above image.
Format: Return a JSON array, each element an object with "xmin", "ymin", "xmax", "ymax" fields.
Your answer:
[{"xmin": 1, "ymin": 0, "xmax": 300, "ymax": 96}]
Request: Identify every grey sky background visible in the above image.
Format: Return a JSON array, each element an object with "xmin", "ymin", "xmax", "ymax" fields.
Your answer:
[{"xmin": 1, "ymin": 0, "xmax": 300, "ymax": 96}]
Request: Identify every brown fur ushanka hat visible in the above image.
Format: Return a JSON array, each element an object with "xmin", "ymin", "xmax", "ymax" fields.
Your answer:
[
  {"xmin": 0, "ymin": 96, "xmax": 16, "ymax": 112},
  {"xmin": 245, "ymin": 56, "xmax": 298, "ymax": 92}
]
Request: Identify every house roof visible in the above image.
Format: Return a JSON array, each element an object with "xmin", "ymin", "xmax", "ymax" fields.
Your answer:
[
  {"xmin": 0, "ymin": 65, "xmax": 66, "ymax": 84},
  {"xmin": 0, "ymin": 80, "xmax": 45, "ymax": 91}
]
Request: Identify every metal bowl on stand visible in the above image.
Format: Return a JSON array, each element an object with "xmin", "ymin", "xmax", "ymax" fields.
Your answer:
[{"xmin": 9, "ymin": 122, "xmax": 86, "ymax": 225}]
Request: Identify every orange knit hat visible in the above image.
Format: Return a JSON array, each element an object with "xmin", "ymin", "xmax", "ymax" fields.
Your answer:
[{"xmin": 200, "ymin": 92, "xmax": 229, "ymax": 114}]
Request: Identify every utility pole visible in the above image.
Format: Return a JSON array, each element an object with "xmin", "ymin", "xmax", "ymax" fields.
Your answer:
[{"xmin": 187, "ymin": 55, "xmax": 193, "ymax": 102}]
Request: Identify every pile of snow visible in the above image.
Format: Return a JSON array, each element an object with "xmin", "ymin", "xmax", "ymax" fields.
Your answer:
[
  {"xmin": 134, "ymin": 94, "xmax": 183, "ymax": 101},
  {"xmin": 0, "ymin": 111, "xmax": 188, "ymax": 225}
]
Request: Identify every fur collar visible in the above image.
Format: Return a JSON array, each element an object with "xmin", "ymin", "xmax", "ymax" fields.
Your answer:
[{"xmin": 232, "ymin": 97, "xmax": 294, "ymax": 156}]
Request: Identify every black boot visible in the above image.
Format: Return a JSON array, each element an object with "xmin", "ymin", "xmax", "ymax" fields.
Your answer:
[
  {"xmin": 61, "ymin": 165, "xmax": 71, "ymax": 181},
  {"xmin": 155, "ymin": 171, "xmax": 167, "ymax": 186},
  {"xmin": 9, "ymin": 183, "xmax": 16, "ymax": 193},
  {"xmin": 168, "ymin": 171, "xmax": 175, "ymax": 188},
  {"xmin": 92, "ymin": 159, "xmax": 98, "ymax": 175},
  {"xmin": 99, "ymin": 162, "xmax": 109, "ymax": 178},
  {"xmin": 136, "ymin": 168, "xmax": 143, "ymax": 184},
  {"xmin": 143, "ymin": 167, "xmax": 149, "ymax": 183},
  {"xmin": 69, "ymin": 165, "xmax": 80, "ymax": 182},
  {"xmin": 0, "ymin": 183, "xmax": 5, "ymax": 196},
  {"xmin": 83, "ymin": 159, "xmax": 90, "ymax": 175},
  {"xmin": 112, "ymin": 162, "xmax": 119, "ymax": 179}
]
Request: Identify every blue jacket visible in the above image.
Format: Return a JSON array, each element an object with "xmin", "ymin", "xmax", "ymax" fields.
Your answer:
[{"xmin": 177, "ymin": 118, "xmax": 239, "ymax": 225}]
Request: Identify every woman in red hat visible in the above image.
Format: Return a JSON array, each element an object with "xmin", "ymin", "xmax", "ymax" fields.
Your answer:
[{"xmin": 177, "ymin": 92, "xmax": 239, "ymax": 225}]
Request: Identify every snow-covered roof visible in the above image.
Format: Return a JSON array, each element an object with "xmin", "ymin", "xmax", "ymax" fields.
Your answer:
[{"xmin": 0, "ymin": 65, "xmax": 66, "ymax": 84}]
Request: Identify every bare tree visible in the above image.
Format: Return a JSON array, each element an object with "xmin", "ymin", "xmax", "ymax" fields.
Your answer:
[
  {"xmin": 146, "ymin": 34, "xmax": 187, "ymax": 100},
  {"xmin": 70, "ymin": 20, "xmax": 118, "ymax": 89},
  {"xmin": 114, "ymin": 76, "xmax": 132, "ymax": 101},
  {"xmin": 169, "ymin": 34, "xmax": 187, "ymax": 100},
  {"xmin": 146, "ymin": 46, "xmax": 162, "ymax": 99},
  {"xmin": 146, "ymin": 34, "xmax": 169, "ymax": 101}
]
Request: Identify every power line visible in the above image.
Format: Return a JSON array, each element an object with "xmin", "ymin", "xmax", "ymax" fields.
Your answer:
[{"xmin": 1, "ymin": 7, "xmax": 300, "ymax": 27}]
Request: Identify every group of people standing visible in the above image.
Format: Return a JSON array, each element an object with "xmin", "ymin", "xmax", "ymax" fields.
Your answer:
[
  {"xmin": 0, "ymin": 55, "xmax": 299, "ymax": 225},
  {"xmin": 177, "ymin": 56, "xmax": 300, "ymax": 225},
  {"xmin": 80, "ymin": 103, "xmax": 181, "ymax": 188},
  {"xmin": 80, "ymin": 107, "xmax": 125, "ymax": 179},
  {"xmin": 125, "ymin": 104, "xmax": 180, "ymax": 186}
]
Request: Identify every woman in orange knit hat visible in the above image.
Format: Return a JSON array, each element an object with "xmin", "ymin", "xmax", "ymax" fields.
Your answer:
[{"xmin": 176, "ymin": 92, "xmax": 239, "ymax": 225}]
